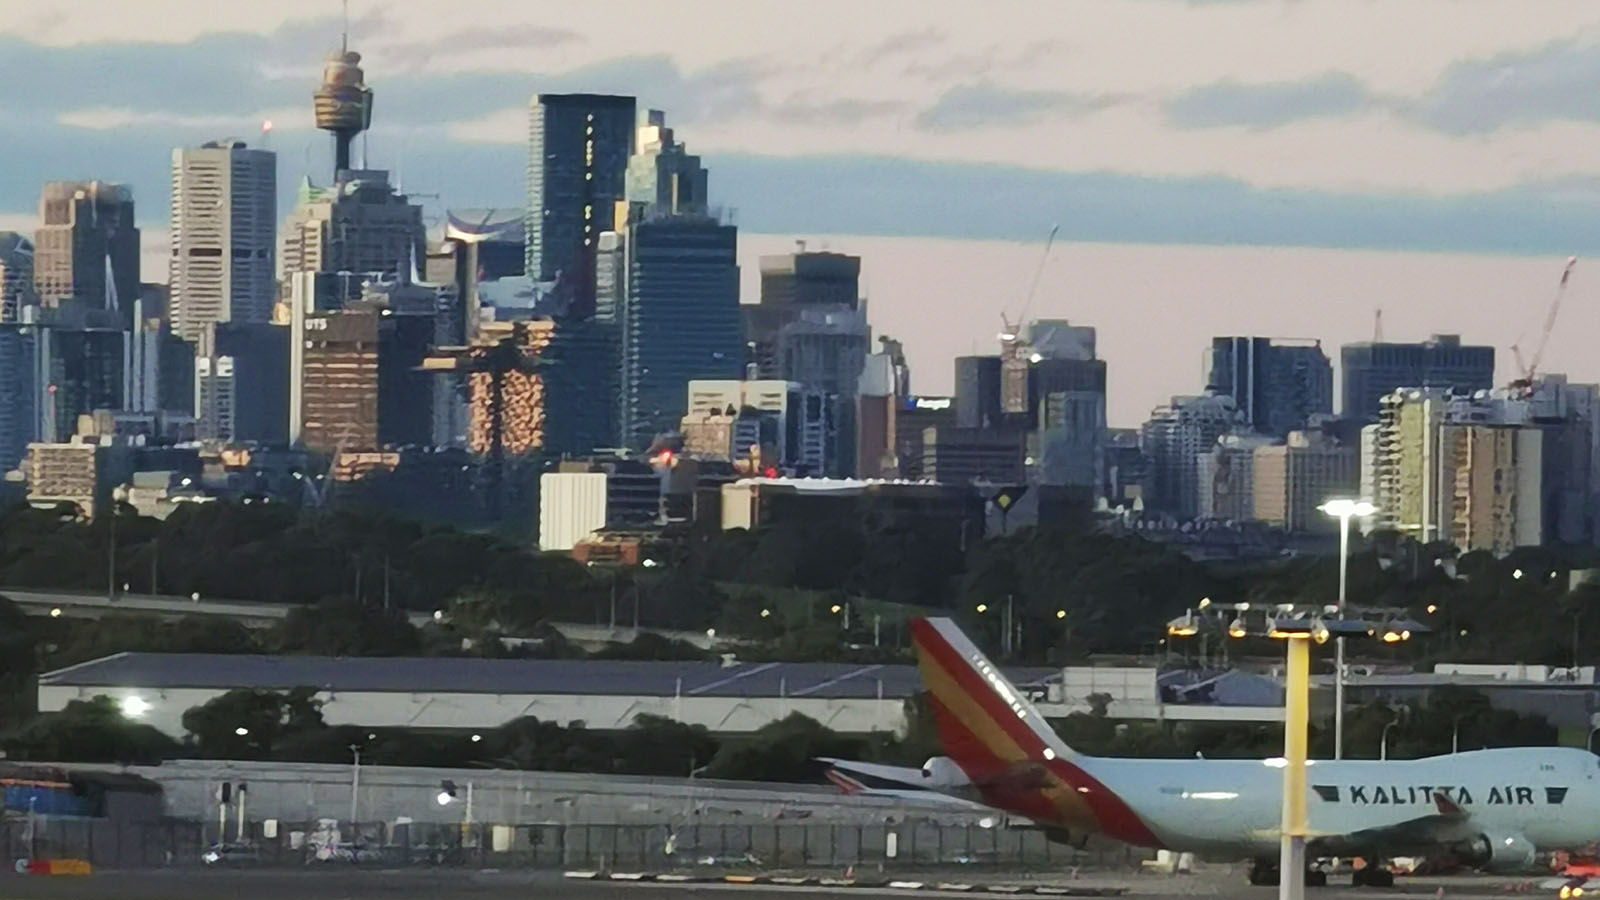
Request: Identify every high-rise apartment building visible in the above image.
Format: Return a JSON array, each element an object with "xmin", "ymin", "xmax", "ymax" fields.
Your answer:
[
  {"xmin": 1197, "ymin": 432, "xmax": 1276, "ymax": 520},
  {"xmin": 1139, "ymin": 393, "xmax": 1239, "ymax": 517},
  {"xmin": 1341, "ymin": 334, "xmax": 1494, "ymax": 421},
  {"xmin": 1251, "ymin": 431, "xmax": 1358, "ymax": 532},
  {"xmin": 525, "ymin": 93, "xmax": 636, "ymax": 315},
  {"xmin": 169, "ymin": 140, "xmax": 277, "ymax": 341},
  {"xmin": 1369, "ymin": 387, "xmax": 1545, "ymax": 553},
  {"xmin": 1208, "ymin": 336, "xmax": 1332, "ymax": 437}
]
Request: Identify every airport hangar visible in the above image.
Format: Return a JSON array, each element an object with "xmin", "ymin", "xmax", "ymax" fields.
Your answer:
[{"xmin": 38, "ymin": 653, "xmax": 1285, "ymax": 739}]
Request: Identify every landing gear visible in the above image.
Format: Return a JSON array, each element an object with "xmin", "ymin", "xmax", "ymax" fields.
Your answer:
[
  {"xmin": 1351, "ymin": 865, "xmax": 1395, "ymax": 888},
  {"xmin": 1248, "ymin": 859, "xmax": 1279, "ymax": 885},
  {"xmin": 1246, "ymin": 860, "xmax": 1329, "ymax": 887}
]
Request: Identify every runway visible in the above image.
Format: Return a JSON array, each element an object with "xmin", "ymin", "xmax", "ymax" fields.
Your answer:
[{"xmin": 0, "ymin": 869, "xmax": 1550, "ymax": 899}]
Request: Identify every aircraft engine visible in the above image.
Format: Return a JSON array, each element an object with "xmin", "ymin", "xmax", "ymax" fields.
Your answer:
[
  {"xmin": 1457, "ymin": 832, "xmax": 1537, "ymax": 872},
  {"xmin": 920, "ymin": 756, "xmax": 970, "ymax": 788}
]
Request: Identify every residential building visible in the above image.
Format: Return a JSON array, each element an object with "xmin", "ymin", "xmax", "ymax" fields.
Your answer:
[
  {"xmin": 1341, "ymin": 334, "xmax": 1495, "ymax": 421},
  {"xmin": 1370, "ymin": 387, "xmax": 1546, "ymax": 553},
  {"xmin": 169, "ymin": 140, "xmax": 277, "ymax": 341},
  {"xmin": 525, "ymin": 93, "xmax": 636, "ymax": 316},
  {"xmin": 1207, "ymin": 336, "xmax": 1333, "ymax": 437},
  {"xmin": 1139, "ymin": 393, "xmax": 1239, "ymax": 517},
  {"xmin": 33, "ymin": 182, "xmax": 139, "ymax": 327},
  {"xmin": 1252, "ymin": 431, "xmax": 1359, "ymax": 532},
  {"xmin": 25, "ymin": 442, "xmax": 98, "ymax": 517},
  {"xmin": 1197, "ymin": 432, "xmax": 1277, "ymax": 520}
]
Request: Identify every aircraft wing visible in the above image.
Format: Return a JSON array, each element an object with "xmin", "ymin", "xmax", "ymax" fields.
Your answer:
[{"xmin": 1309, "ymin": 790, "xmax": 1477, "ymax": 856}]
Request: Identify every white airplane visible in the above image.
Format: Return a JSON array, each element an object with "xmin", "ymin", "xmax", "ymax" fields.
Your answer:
[{"xmin": 825, "ymin": 617, "xmax": 1600, "ymax": 887}]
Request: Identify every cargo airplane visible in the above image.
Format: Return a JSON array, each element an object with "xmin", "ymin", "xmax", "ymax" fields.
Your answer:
[{"xmin": 824, "ymin": 617, "xmax": 1600, "ymax": 887}]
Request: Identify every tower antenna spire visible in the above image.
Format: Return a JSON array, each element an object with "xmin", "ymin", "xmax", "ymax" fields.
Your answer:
[{"xmin": 341, "ymin": 0, "xmax": 349, "ymax": 52}]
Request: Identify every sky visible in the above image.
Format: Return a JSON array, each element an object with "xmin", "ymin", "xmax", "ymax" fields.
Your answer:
[{"xmin": 4, "ymin": 0, "xmax": 1600, "ymax": 424}]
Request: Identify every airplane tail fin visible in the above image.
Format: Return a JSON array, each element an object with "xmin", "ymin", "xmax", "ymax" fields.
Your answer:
[{"xmin": 909, "ymin": 617, "xmax": 1079, "ymax": 778}]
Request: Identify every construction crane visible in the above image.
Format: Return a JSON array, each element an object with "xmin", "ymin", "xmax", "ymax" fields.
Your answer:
[
  {"xmin": 998, "ymin": 225, "xmax": 1060, "ymax": 416},
  {"xmin": 1509, "ymin": 256, "xmax": 1577, "ymax": 393}
]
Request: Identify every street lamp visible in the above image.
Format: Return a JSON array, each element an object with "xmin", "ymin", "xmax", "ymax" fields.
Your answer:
[{"xmin": 1318, "ymin": 498, "xmax": 1377, "ymax": 761}]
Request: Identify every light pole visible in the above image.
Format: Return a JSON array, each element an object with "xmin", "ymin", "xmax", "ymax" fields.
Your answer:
[
  {"xmin": 348, "ymin": 744, "xmax": 361, "ymax": 830},
  {"xmin": 1380, "ymin": 720, "xmax": 1399, "ymax": 761},
  {"xmin": 1169, "ymin": 601, "xmax": 1420, "ymax": 897},
  {"xmin": 1318, "ymin": 498, "xmax": 1377, "ymax": 761}
]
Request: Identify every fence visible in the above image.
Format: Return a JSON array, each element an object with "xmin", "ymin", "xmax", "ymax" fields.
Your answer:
[
  {"xmin": 0, "ymin": 816, "xmax": 203, "ymax": 867},
  {"xmin": 0, "ymin": 814, "xmax": 1143, "ymax": 872}
]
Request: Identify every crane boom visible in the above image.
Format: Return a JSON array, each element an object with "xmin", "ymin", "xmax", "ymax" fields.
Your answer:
[
  {"xmin": 1526, "ymin": 256, "xmax": 1577, "ymax": 381},
  {"xmin": 1012, "ymin": 224, "xmax": 1059, "ymax": 332}
]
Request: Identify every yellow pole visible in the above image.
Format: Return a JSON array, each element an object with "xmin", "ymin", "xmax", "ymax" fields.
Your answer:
[{"xmin": 1279, "ymin": 634, "xmax": 1310, "ymax": 900}]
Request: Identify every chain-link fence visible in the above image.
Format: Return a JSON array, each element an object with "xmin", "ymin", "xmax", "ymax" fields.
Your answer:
[
  {"xmin": 1, "ymin": 814, "xmax": 1143, "ymax": 872},
  {"xmin": 0, "ymin": 816, "xmax": 204, "ymax": 867}
]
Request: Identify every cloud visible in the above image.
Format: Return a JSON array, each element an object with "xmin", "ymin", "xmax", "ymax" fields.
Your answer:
[
  {"xmin": 915, "ymin": 81, "xmax": 1117, "ymax": 130},
  {"xmin": 854, "ymin": 28, "xmax": 944, "ymax": 66},
  {"xmin": 1407, "ymin": 39, "xmax": 1600, "ymax": 134},
  {"xmin": 57, "ymin": 106, "xmax": 310, "ymax": 133},
  {"xmin": 1164, "ymin": 73, "xmax": 1372, "ymax": 129},
  {"xmin": 379, "ymin": 23, "xmax": 583, "ymax": 64},
  {"xmin": 772, "ymin": 97, "xmax": 907, "ymax": 126}
]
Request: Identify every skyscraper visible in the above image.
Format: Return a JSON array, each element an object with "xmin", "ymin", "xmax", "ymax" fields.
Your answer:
[
  {"xmin": 169, "ymin": 139, "xmax": 277, "ymax": 341},
  {"xmin": 296, "ymin": 303, "xmax": 433, "ymax": 454},
  {"xmin": 777, "ymin": 306, "xmax": 869, "ymax": 476},
  {"xmin": 612, "ymin": 112, "xmax": 741, "ymax": 450},
  {"xmin": 279, "ymin": 171, "xmax": 424, "ymax": 301},
  {"xmin": 617, "ymin": 216, "xmax": 741, "ymax": 448},
  {"xmin": 525, "ymin": 93, "xmax": 636, "ymax": 315},
  {"xmin": 1341, "ymin": 334, "xmax": 1494, "ymax": 421},
  {"xmin": 745, "ymin": 250, "xmax": 861, "ymax": 378},
  {"xmin": 1207, "ymin": 336, "xmax": 1333, "ymax": 438},
  {"xmin": 1251, "ymin": 431, "xmax": 1358, "ymax": 532},
  {"xmin": 0, "ymin": 232, "xmax": 35, "ymax": 321},
  {"xmin": 33, "ymin": 181, "xmax": 139, "ymax": 326}
]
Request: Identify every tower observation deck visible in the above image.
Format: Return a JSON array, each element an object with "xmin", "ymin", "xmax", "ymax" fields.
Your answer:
[{"xmin": 313, "ymin": 41, "xmax": 372, "ymax": 174}]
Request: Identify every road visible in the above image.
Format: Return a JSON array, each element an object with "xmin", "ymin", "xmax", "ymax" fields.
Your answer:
[{"xmin": 0, "ymin": 869, "xmax": 1546, "ymax": 900}]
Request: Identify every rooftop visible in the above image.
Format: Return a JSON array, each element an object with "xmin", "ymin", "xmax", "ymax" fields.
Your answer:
[{"xmin": 41, "ymin": 653, "xmax": 1060, "ymax": 700}]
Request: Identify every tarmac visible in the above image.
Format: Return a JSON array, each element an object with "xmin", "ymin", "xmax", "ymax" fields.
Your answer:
[{"xmin": 0, "ymin": 868, "xmax": 1558, "ymax": 900}]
